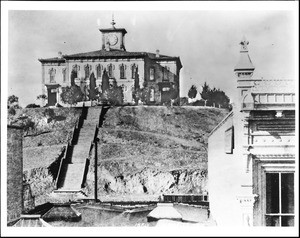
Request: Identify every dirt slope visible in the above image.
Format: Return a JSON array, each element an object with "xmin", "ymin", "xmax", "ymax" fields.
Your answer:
[{"xmin": 86, "ymin": 106, "xmax": 228, "ymax": 200}]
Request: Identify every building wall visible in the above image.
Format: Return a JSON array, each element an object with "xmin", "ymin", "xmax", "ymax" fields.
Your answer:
[
  {"xmin": 41, "ymin": 57, "xmax": 180, "ymax": 105},
  {"xmin": 208, "ymin": 112, "xmax": 252, "ymax": 226},
  {"xmin": 7, "ymin": 126, "xmax": 23, "ymax": 223}
]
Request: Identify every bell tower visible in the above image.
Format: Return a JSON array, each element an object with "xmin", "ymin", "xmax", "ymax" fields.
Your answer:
[{"xmin": 99, "ymin": 16, "xmax": 127, "ymax": 51}]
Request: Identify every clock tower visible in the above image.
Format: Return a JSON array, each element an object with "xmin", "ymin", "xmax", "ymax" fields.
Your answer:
[{"xmin": 99, "ymin": 18, "xmax": 127, "ymax": 51}]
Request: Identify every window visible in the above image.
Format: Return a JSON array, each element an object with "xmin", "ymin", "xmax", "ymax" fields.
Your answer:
[
  {"xmin": 150, "ymin": 88, "xmax": 155, "ymax": 102},
  {"xmin": 150, "ymin": 67, "xmax": 155, "ymax": 81},
  {"xmin": 72, "ymin": 65, "xmax": 80, "ymax": 78},
  {"xmin": 120, "ymin": 64, "xmax": 126, "ymax": 79},
  {"xmin": 162, "ymin": 66, "xmax": 170, "ymax": 81},
  {"xmin": 62, "ymin": 68, "xmax": 66, "ymax": 83},
  {"xmin": 96, "ymin": 64, "xmax": 102, "ymax": 78},
  {"xmin": 225, "ymin": 127, "xmax": 234, "ymax": 154},
  {"xmin": 266, "ymin": 172, "xmax": 294, "ymax": 226},
  {"xmin": 49, "ymin": 68, "xmax": 56, "ymax": 83},
  {"xmin": 84, "ymin": 64, "xmax": 91, "ymax": 79},
  {"xmin": 108, "ymin": 64, "xmax": 114, "ymax": 78},
  {"xmin": 131, "ymin": 64, "xmax": 137, "ymax": 79}
]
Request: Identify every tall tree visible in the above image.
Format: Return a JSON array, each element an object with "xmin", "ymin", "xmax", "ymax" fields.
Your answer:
[
  {"xmin": 101, "ymin": 69, "xmax": 110, "ymax": 93},
  {"xmin": 89, "ymin": 72, "xmax": 97, "ymax": 100},
  {"xmin": 200, "ymin": 82, "xmax": 210, "ymax": 101},
  {"xmin": 188, "ymin": 85, "xmax": 197, "ymax": 99}
]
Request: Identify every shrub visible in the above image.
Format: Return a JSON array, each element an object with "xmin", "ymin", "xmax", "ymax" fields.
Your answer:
[
  {"xmin": 26, "ymin": 103, "xmax": 40, "ymax": 108},
  {"xmin": 60, "ymin": 85, "xmax": 85, "ymax": 105}
]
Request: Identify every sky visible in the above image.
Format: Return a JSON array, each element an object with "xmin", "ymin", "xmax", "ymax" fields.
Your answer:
[{"xmin": 2, "ymin": 2, "xmax": 298, "ymax": 107}]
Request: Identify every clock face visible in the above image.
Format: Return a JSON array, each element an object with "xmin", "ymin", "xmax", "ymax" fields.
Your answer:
[{"xmin": 107, "ymin": 34, "xmax": 118, "ymax": 46}]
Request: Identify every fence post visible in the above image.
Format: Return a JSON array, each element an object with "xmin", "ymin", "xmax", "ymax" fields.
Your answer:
[{"xmin": 94, "ymin": 138, "xmax": 100, "ymax": 202}]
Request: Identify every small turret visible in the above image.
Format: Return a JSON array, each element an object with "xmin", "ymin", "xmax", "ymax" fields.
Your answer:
[{"xmin": 234, "ymin": 36, "xmax": 255, "ymax": 78}]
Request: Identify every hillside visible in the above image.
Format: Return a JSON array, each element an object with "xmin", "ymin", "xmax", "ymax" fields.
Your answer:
[
  {"xmin": 86, "ymin": 106, "xmax": 228, "ymax": 201},
  {"xmin": 8, "ymin": 106, "xmax": 228, "ymax": 203}
]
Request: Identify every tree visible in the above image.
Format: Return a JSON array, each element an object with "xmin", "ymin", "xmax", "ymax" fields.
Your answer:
[
  {"xmin": 70, "ymin": 70, "xmax": 77, "ymax": 86},
  {"xmin": 89, "ymin": 72, "xmax": 97, "ymax": 101},
  {"xmin": 8, "ymin": 95, "xmax": 19, "ymax": 107},
  {"xmin": 199, "ymin": 82, "xmax": 230, "ymax": 109},
  {"xmin": 60, "ymin": 85, "xmax": 85, "ymax": 105},
  {"xmin": 132, "ymin": 70, "xmax": 140, "ymax": 104},
  {"xmin": 105, "ymin": 79, "xmax": 124, "ymax": 106},
  {"xmin": 200, "ymin": 82, "xmax": 210, "ymax": 102},
  {"xmin": 101, "ymin": 69, "xmax": 110, "ymax": 93},
  {"xmin": 188, "ymin": 85, "xmax": 197, "ymax": 99}
]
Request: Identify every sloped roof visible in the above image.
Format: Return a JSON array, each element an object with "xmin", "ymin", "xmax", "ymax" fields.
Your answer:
[
  {"xmin": 39, "ymin": 49, "xmax": 182, "ymax": 68},
  {"xmin": 13, "ymin": 215, "xmax": 51, "ymax": 227},
  {"xmin": 252, "ymin": 79, "xmax": 295, "ymax": 94},
  {"xmin": 234, "ymin": 52, "xmax": 255, "ymax": 70},
  {"xmin": 42, "ymin": 203, "xmax": 81, "ymax": 222}
]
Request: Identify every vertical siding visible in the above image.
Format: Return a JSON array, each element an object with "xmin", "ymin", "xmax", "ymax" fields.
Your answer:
[{"xmin": 7, "ymin": 127, "xmax": 24, "ymax": 223}]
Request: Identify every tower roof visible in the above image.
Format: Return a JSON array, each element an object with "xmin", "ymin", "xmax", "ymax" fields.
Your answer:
[
  {"xmin": 234, "ymin": 36, "xmax": 255, "ymax": 71},
  {"xmin": 99, "ymin": 17, "xmax": 127, "ymax": 34}
]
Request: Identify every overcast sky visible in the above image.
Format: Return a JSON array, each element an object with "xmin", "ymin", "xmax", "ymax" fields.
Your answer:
[{"xmin": 3, "ymin": 2, "xmax": 298, "ymax": 107}]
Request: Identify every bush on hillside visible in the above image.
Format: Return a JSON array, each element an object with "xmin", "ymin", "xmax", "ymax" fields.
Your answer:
[{"xmin": 26, "ymin": 103, "xmax": 41, "ymax": 108}]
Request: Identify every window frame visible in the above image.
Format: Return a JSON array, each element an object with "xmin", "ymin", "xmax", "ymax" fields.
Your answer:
[{"xmin": 265, "ymin": 171, "xmax": 295, "ymax": 227}]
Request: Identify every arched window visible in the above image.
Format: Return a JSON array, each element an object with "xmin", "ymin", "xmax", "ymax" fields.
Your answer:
[
  {"xmin": 84, "ymin": 64, "xmax": 91, "ymax": 79},
  {"xmin": 62, "ymin": 68, "xmax": 67, "ymax": 83},
  {"xmin": 108, "ymin": 64, "xmax": 114, "ymax": 78},
  {"xmin": 131, "ymin": 64, "xmax": 137, "ymax": 79},
  {"xmin": 150, "ymin": 67, "xmax": 155, "ymax": 81},
  {"xmin": 49, "ymin": 68, "xmax": 56, "ymax": 83},
  {"xmin": 96, "ymin": 64, "xmax": 102, "ymax": 79},
  {"xmin": 72, "ymin": 64, "xmax": 80, "ymax": 78},
  {"xmin": 120, "ymin": 64, "xmax": 126, "ymax": 79}
]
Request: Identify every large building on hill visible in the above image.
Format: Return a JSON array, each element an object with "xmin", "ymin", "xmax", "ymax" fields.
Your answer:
[
  {"xmin": 208, "ymin": 37, "xmax": 296, "ymax": 226},
  {"xmin": 38, "ymin": 19, "xmax": 182, "ymax": 106}
]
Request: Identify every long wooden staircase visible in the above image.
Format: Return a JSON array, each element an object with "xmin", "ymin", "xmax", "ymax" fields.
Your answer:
[{"xmin": 51, "ymin": 105, "xmax": 108, "ymax": 201}]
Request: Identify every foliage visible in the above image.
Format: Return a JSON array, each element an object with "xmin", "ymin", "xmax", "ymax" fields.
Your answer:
[
  {"xmin": 199, "ymin": 82, "xmax": 230, "ymax": 109},
  {"xmin": 101, "ymin": 69, "xmax": 110, "ymax": 93},
  {"xmin": 60, "ymin": 85, "xmax": 85, "ymax": 105},
  {"xmin": 132, "ymin": 70, "xmax": 140, "ymax": 104},
  {"xmin": 26, "ymin": 103, "xmax": 41, "ymax": 108},
  {"xmin": 8, "ymin": 95, "xmax": 19, "ymax": 105},
  {"xmin": 188, "ymin": 85, "xmax": 197, "ymax": 99},
  {"xmin": 180, "ymin": 97, "xmax": 189, "ymax": 106},
  {"xmin": 36, "ymin": 94, "xmax": 47, "ymax": 101},
  {"xmin": 101, "ymin": 78, "xmax": 124, "ymax": 106}
]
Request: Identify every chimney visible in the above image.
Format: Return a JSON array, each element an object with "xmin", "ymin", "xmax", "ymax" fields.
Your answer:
[
  {"xmin": 156, "ymin": 50, "xmax": 160, "ymax": 58},
  {"xmin": 58, "ymin": 51, "xmax": 63, "ymax": 58}
]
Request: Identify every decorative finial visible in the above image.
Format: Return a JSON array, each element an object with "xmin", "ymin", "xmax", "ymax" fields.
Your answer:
[
  {"xmin": 240, "ymin": 36, "xmax": 249, "ymax": 52},
  {"xmin": 111, "ymin": 13, "xmax": 116, "ymax": 28}
]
